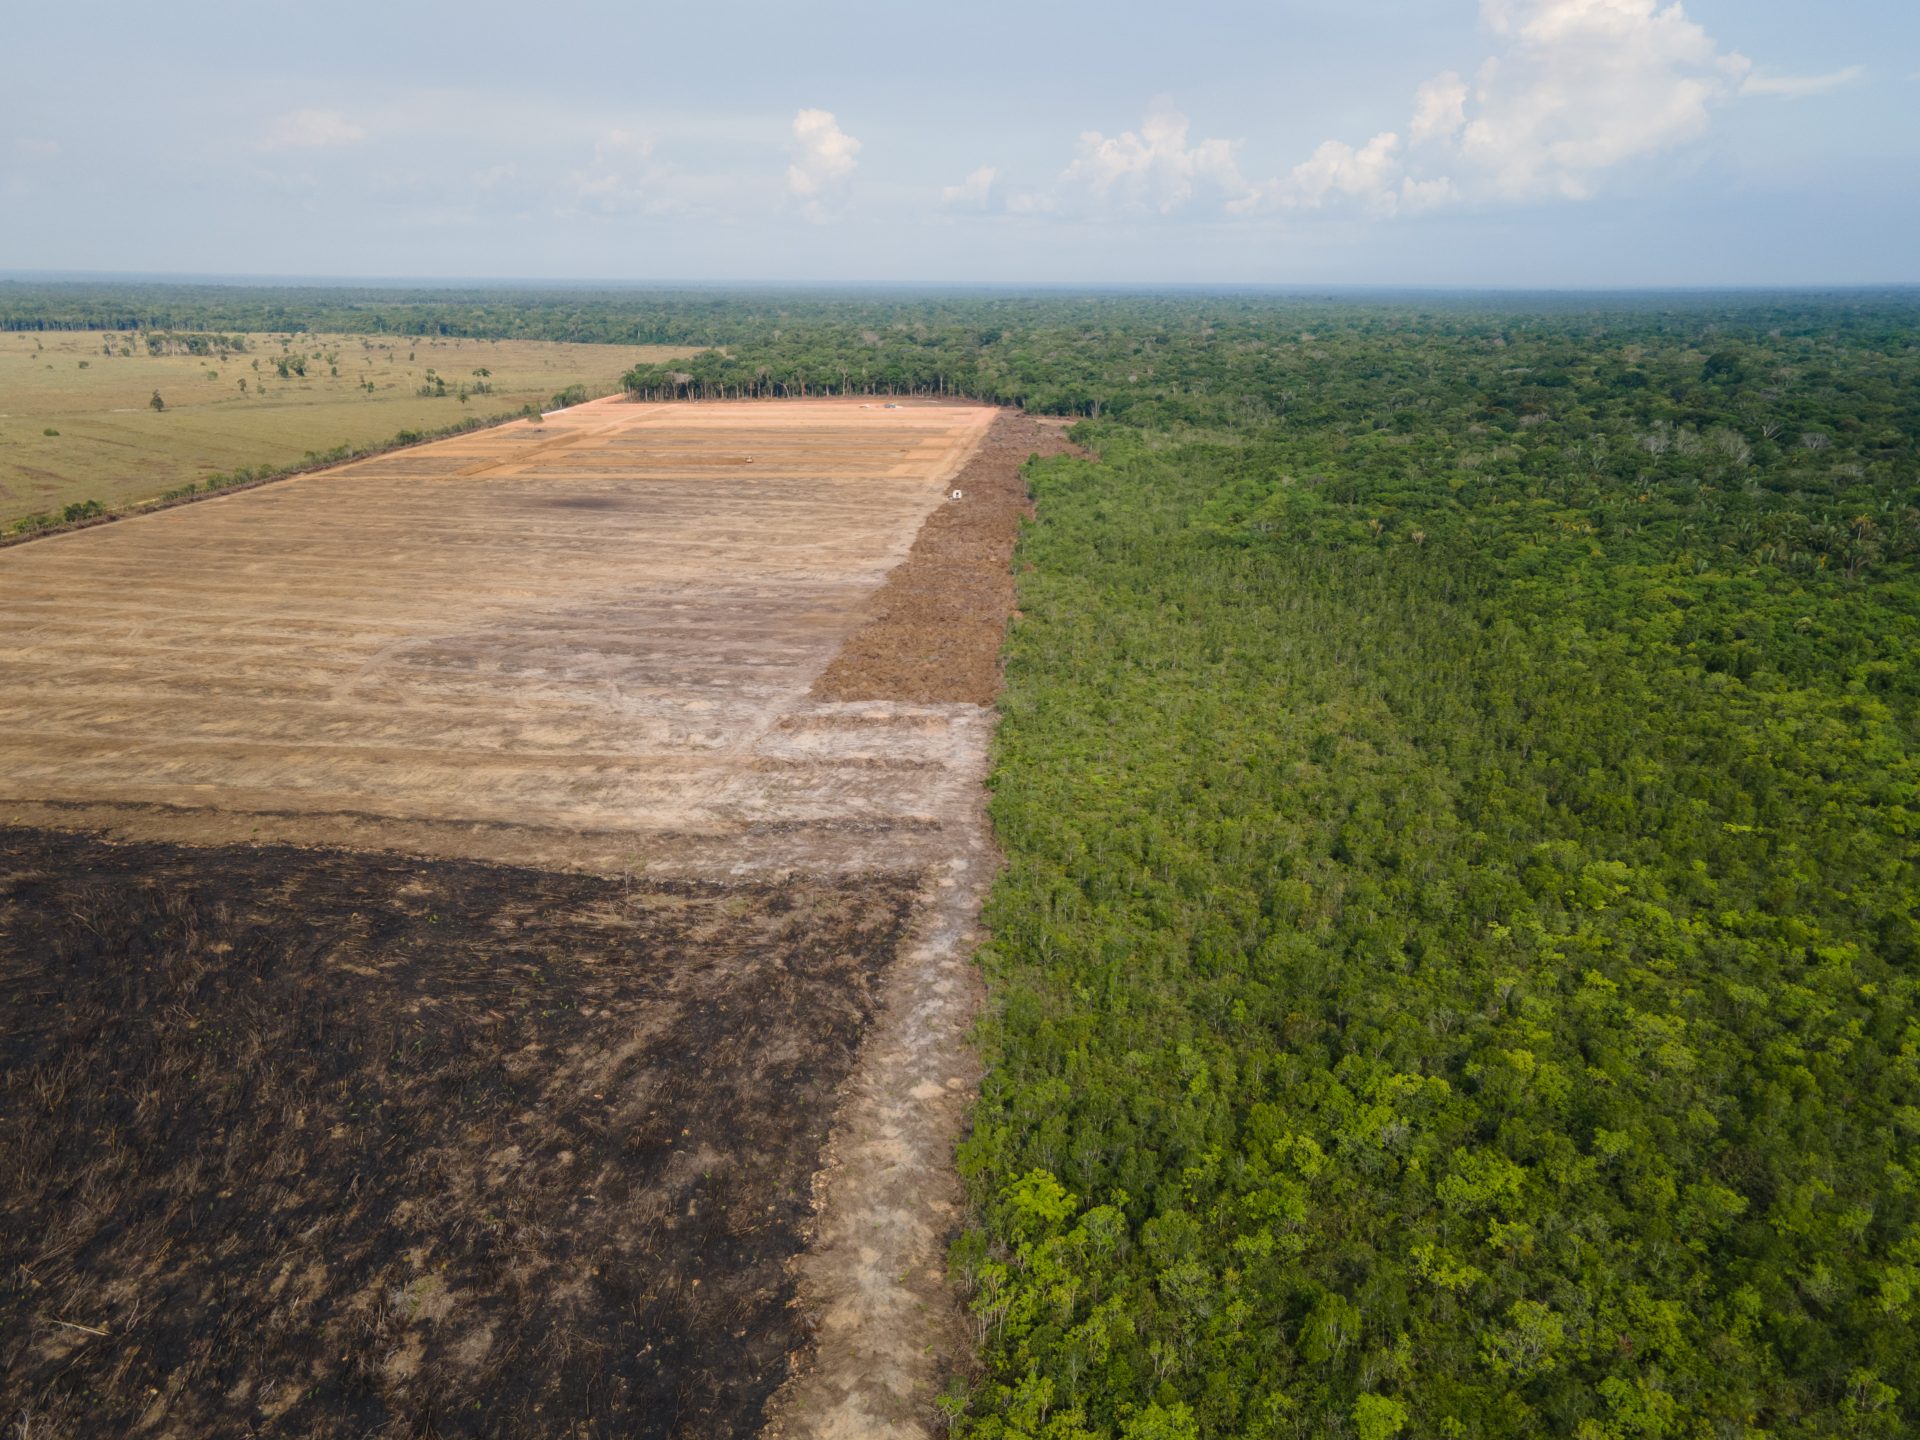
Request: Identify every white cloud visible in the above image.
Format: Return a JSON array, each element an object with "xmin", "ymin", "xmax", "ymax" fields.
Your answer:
[
  {"xmin": 1246, "ymin": 0, "xmax": 1766, "ymax": 213},
  {"xmin": 940, "ymin": 164, "xmax": 1002, "ymax": 211},
  {"xmin": 1010, "ymin": 0, "xmax": 1813, "ymax": 225},
  {"xmin": 1284, "ymin": 132, "xmax": 1406, "ymax": 213},
  {"xmin": 257, "ymin": 108, "xmax": 367, "ymax": 152},
  {"xmin": 1410, "ymin": 73, "xmax": 1469, "ymax": 146},
  {"xmin": 1060, "ymin": 99, "xmax": 1253, "ymax": 215},
  {"xmin": 1400, "ymin": 175, "xmax": 1459, "ymax": 212},
  {"xmin": 1456, "ymin": 0, "xmax": 1752, "ymax": 200},
  {"xmin": 9, "ymin": 137, "xmax": 61, "ymax": 160},
  {"xmin": 1741, "ymin": 65, "xmax": 1867, "ymax": 99},
  {"xmin": 787, "ymin": 108, "xmax": 860, "ymax": 218}
]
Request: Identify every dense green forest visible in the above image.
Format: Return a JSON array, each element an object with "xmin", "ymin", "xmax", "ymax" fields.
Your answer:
[
  {"xmin": 5, "ymin": 282, "xmax": 1916, "ymax": 1436},
  {"xmin": 957, "ymin": 311, "xmax": 1919, "ymax": 1440}
]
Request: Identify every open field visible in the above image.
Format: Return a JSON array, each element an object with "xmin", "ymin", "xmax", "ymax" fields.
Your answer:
[
  {"xmin": 0, "ymin": 397, "xmax": 1075, "ymax": 1437},
  {"xmin": 0, "ymin": 331, "xmax": 694, "ymax": 523},
  {"xmin": 0, "ymin": 397, "xmax": 997, "ymax": 875}
]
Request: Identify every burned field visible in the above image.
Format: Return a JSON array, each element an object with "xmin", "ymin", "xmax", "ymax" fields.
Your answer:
[
  {"xmin": 0, "ymin": 398, "xmax": 1043, "ymax": 1437},
  {"xmin": 2, "ymin": 827, "xmax": 913, "ymax": 1438}
]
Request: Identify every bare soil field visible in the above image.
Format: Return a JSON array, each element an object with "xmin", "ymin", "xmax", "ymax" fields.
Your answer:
[
  {"xmin": 0, "ymin": 331, "xmax": 694, "ymax": 523},
  {"xmin": 0, "ymin": 397, "xmax": 997, "ymax": 878},
  {"xmin": 0, "ymin": 396, "xmax": 1068, "ymax": 1438}
]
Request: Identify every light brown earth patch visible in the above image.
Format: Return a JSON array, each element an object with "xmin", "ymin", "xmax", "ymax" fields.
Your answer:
[{"xmin": 0, "ymin": 397, "xmax": 996, "ymax": 879}]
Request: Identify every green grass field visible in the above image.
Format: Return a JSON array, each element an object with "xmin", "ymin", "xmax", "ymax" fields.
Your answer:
[{"xmin": 0, "ymin": 330, "xmax": 694, "ymax": 524}]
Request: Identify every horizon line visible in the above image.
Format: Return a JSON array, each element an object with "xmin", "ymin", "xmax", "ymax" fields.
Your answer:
[{"xmin": 3, "ymin": 270, "xmax": 1919, "ymax": 297}]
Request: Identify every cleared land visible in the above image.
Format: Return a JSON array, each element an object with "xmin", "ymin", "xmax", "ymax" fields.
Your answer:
[
  {"xmin": 0, "ymin": 397, "xmax": 1079, "ymax": 1439},
  {"xmin": 1, "ymin": 827, "xmax": 913, "ymax": 1438},
  {"xmin": 0, "ymin": 331, "xmax": 693, "ymax": 523},
  {"xmin": 0, "ymin": 398, "xmax": 997, "ymax": 876}
]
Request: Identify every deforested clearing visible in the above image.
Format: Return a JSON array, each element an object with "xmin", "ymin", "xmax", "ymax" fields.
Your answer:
[
  {"xmin": 0, "ymin": 397, "xmax": 1036, "ymax": 1437},
  {"xmin": 1, "ymin": 827, "xmax": 913, "ymax": 1439}
]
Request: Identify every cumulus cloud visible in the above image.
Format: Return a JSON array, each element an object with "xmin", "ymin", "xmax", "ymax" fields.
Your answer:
[
  {"xmin": 1060, "ymin": 99, "xmax": 1253, "ymax": 215},
  {"xmin": 1741, "ymin": 65, "xmax": 1867, "ymax": 99},
  {"xmin": 1453, "ymin": 0, "xmax": 1751, "ymax": 200},
  {"xmin": 940, "ymin": 164, "xmax": 1002, "ymax": 211},
  {"xmin": 1410, "ymin": 73, "xmax": 1469, "ymax": 146},
  {"xmin": 257, "ymin": 108, "xmax": 367, "ymax": 152},
  {"xmin": 1285, "ymin": 133, "xmax": 1406, "ymax": 213},
  {"xmin": 787, "ymin": 108, "xmax": 860, "ymax": 217},
  {"xmin": 1401, "ymin": 175, "xmax": 1459, "ymax": 212},
  {"xmin": 1006, "ymin": 191, "xmax": 1060, "ymax": 217},
  {"xmin": 1234, "ymin": 0, "xmax": 1834, "ymax": 216},
  {"xmin": 1003, "ymin": 0, "xmax": 1822, "ymax": 223}
]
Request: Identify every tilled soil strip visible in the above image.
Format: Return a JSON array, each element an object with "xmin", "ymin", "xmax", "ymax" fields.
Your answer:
[
  {"xmin": 812, "ymin": 413, "xmax": 1080, "ymax": 707},
  {"xmin": 771, "ymin": 412, "xmax": 1082, "ymax": 1440}
]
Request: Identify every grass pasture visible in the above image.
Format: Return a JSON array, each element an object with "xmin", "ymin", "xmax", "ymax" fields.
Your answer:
[{"xmin": 0, "ymin": 331, "xmax": 694, "ymax": 524}]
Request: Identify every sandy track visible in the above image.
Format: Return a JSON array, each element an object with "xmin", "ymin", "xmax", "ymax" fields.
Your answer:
[{"xmin": 768, "ymin": 415, "xmax": 1081, "ymax": 1440}]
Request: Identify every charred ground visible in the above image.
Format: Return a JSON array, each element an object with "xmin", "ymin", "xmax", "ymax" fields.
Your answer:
[{"xmin": 0, "ymin": 827, "xmax": 916, "ymax": 1438}]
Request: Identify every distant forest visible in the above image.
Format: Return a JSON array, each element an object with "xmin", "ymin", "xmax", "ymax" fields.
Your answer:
[{"xmin": 6, "ymin": 280, "xmax": 1917, "ymax": 1438}]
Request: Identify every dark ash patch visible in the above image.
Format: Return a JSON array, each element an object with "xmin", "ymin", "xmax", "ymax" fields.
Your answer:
[{"xmin": 0, "ymin": 827, "xmax": 916, "ymax": 1438}]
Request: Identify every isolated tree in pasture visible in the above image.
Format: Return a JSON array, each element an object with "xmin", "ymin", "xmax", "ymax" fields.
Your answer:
[{"xmin": 149, "ymin": 390, "xmax": 165, "ymax": 412}]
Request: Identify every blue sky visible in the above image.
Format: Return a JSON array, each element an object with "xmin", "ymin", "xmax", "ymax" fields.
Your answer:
[{"xmin": 2, "ymin": 0, "xmax": 1915, "ymax": 284}]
